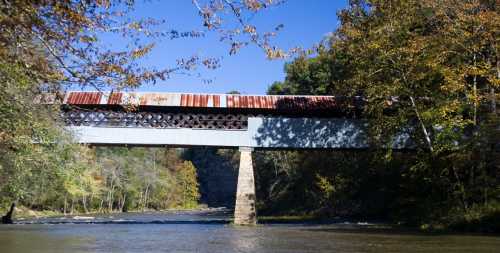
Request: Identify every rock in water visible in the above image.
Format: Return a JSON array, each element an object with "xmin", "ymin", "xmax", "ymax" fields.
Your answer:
[{"xmin": 73, "ymin": 216, "xmax": 95, "ymax": 220}]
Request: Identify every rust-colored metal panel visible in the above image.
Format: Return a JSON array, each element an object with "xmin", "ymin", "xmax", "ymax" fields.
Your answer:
[
  {"xmin": 204, "ymin": 95, "xmax": 211, "ymax": 107},
  {"xmin": 256, "ymin": 96, "xmax": 263, "ymax": 108},
  {"xmin": 234, "ymin": 96, "xmax": 241, "ymax": 108},
  {"xmin": 212, "ymin": 95, "xmax": 220, "ymax": 107},
  {"xmin": 92, "ymin": 92, "xmax": 102, "ymax": 104},
  {"xmin": 58, "ymin": 91, "xmax": 342, "ymax": 111},
  {"xmin": 191, "ymin": 94, "xmax": 197, "ymax": 107},
  {"xmin": 194, "ymin": 94, "xmax": 201, "ymax": 107},
  {"xmin": 273, "ymin": 96, "xmax": 280, "ymax": 109},
  {"xmin": 233, "ymin": 95, "xmax": 240, "ymax": 107},
  {"xmin": 198, "ymin": 94, "xmax": 205, "ymax": 106},
  {"xmin": 261, "ymin": 96, "xmax": 269, "ymax": 108},
  {"xmin": 180, "ymin": 94, "xmax": 187, "ymax": 106},
  {"xmin": 66, "ymin": 92, "xmax": 102, "ymax": 105},
  {"xmin": 107, "ymin": 92, "xmax": 123, "ymax": 105},
  {"xmin": 205, "ymin": 95, "xmax": 211, "ymax": 107},
  {"xmin": 66, "ymin": 92, "xmax": 76, "ymax": 104},
  {"xmin": 253, "ymin": 96, "xmax": 260, "ymax": 108},
  {"xmin": 249, "ymin": 96, "xmax": 254, "ymax": 108},
  {"xmin": 202, "ymin": 94, "xmax": 208, "ymax": 106},
  {"xmin": 187, "ymin": 94, "xmax": 194, "ymax": 106},
  {"xmin": 268, "ymin": 96, "xmax": 275, "ymax": 109},
  {"xmin": 227, "ymin": 95, "xmax": 283, "ymax": 109},
  {"xmin": 241, "ymin": 96, "xmax": 248, "ymax": 108},
  {"xmin": 197, "ymin": 95, "xmax": 204, "ymax": 107},
  {"xmin": 257, "ymin": 96, "xmax": 266, "ymax": 109},
  {"xmin": 92, "ymin": 92, "xmax": 100, "ymax": 104}
]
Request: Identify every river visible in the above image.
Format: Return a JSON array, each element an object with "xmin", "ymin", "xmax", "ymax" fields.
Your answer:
[{"xmin": 0, "ymin": 209, "xmax": 498, "ymax": 252}]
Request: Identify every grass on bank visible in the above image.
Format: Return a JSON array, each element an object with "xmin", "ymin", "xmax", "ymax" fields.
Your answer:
[{"xmin": 1, "ymin": 204, "xmax": 209, "ymax": 220}]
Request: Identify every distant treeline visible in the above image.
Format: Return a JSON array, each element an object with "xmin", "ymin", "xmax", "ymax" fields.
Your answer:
[{"xmin": 0, "ymin": 126, "xmax": 201, "ymax": 214}]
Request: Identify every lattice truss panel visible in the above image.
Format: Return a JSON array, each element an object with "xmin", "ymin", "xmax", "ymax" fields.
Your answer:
[{"xmin": 60, "ymin": 109, "xmax": 262, "ymax": 130}]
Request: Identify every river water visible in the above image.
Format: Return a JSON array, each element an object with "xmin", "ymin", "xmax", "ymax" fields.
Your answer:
[{"xmin": 0, "ymin": 209, "xmax": 499, "ymax": 253}]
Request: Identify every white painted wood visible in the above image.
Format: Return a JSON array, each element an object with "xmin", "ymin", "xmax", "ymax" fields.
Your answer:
[{"xmin": 66, "ymin": 117, "xmax": 374, "ymax": 149}]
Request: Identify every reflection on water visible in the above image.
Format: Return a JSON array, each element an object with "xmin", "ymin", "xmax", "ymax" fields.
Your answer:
[
  {"xmin": 230, "ymin": 227, "xmax": 262, "ymax": 252},
  {"xmin": 0, "ymin": 210, "xmax": 499, "ymax": 253}
]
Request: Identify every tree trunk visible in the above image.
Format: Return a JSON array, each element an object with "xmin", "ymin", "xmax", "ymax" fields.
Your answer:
[
  {"xmin": 491, "ymin": 87, "xmax": 496, "ymax": 114},
  {"xmin": 1, "ymin": 203, "xmax": 15, "ymax": 224},
  {"xmin": 63, "ymin": 195, "xmax": 67, "ymax": 216},
  {"xmin": 82, "ymin": 195, "xmax": 88, "ymax": 214},
  {"xmin": 143, "ymin": 184, "xmax": 150, "ymax": 212},
  {"xmin": 99, "ymin": 199, "xmax": 104, "ymax": 213},
  {"xmin": 473, "ymin": 53, "xmax": 478, "ymax": 126},
  {"xmin": 410, "ymin": 96, "xmax": 433, "ymax": 152},
  {"xmin": 451, "ymin": 166, "xmax": 468, "ymax": 213},
  {"xmin": 108, "ymin": 190, "xmax": 114, "ymax": 213},
  {"xmin": 108, "ymin": 181, "xmax": 115, "ymax": 213},
  {"xmin": 121, "ymin": 194, "xmax": 127, "ymax": 212},
  {"xmin": 138, "ymin": 191, "xmax": 143, "ymax": 210},
  {"xmin": 70, "ymin": 198, "xmax": 75, "ymax": 215},
  {"xmin": 494, "ymin": 45, "xmax": 499, "ymax": 114}
]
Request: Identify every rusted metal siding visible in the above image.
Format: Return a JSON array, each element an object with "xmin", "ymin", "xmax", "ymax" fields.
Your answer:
[
  {"xmin": 107, "ymin": 92, "xmax": 123, "ymax": 105},
  {"xmin": 179, "ymin": 94, "xmax": 223, "ymax": 107},
  {"xmin": 180, "ymin": 94, "xmax": 217, "ymax": 107},
  {"xmin": 66, "ymin": 92, "xmax": 102, "ymax": 105},
  {"xmin": 212, "ymin": 95, "xmax": 221, "ymax": 107},
  {"xmin": 59, "ymin": 91, "xmax": 341, "ymax": 110},
  {"xmin": 225, "ymin": 95, "xmax": 338, "ymax": 110}
]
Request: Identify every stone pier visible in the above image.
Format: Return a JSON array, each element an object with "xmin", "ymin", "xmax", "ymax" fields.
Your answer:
[{"xmin": 234, "ymin": 147, "xmax": 257, "ymax": 225}]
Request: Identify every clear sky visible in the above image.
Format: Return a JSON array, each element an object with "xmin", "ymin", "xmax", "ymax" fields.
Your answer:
[{"xmin": 101, "ymin": 0, "xmax": 348, "ymax": 95}]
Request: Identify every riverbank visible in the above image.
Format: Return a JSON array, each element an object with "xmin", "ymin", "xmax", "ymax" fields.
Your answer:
[
  {"xmin": 5, "ymin": 205, "xmax": 498, "ymax": 234},
  {"xmin": 257, "ymin": 214, "xmax": 500, "ymax": 234},
  {"xmin": 3, "ymin": 204, "xmax": 221, "ymax": 221}
]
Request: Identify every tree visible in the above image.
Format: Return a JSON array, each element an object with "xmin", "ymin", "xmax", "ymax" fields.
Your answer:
[
  {"xmin": 176, "ymin": 161, "xmax": 201, "ymax": 209},
  {"xmin": 0, "ymin": 0, "xmax": 290, "ymax": 91},
  {"xmin": 268, "ymin": 47, "xmax": 354, "ymax": 95},
  {"xmin": 0, "ymin": 0, "xmax": 284, "ymax": 214},
  {"xmin": 263, "ymin": 0, "xmax": 499, "ymax": 229},
  {"xmin": 335, "ymin": 0, "xmax": 499, "ymax": 215}
]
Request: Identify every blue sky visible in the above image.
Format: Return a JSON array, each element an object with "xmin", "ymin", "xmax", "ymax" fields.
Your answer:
[{"xmin": 101, "ymin": 0, "xmax": 348, "ymax": 94}]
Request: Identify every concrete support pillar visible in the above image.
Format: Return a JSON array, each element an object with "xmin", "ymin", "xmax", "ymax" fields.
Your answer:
[{"xmin": 234, "ymin": 147, "xmax": 257, "ymax": 225}]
